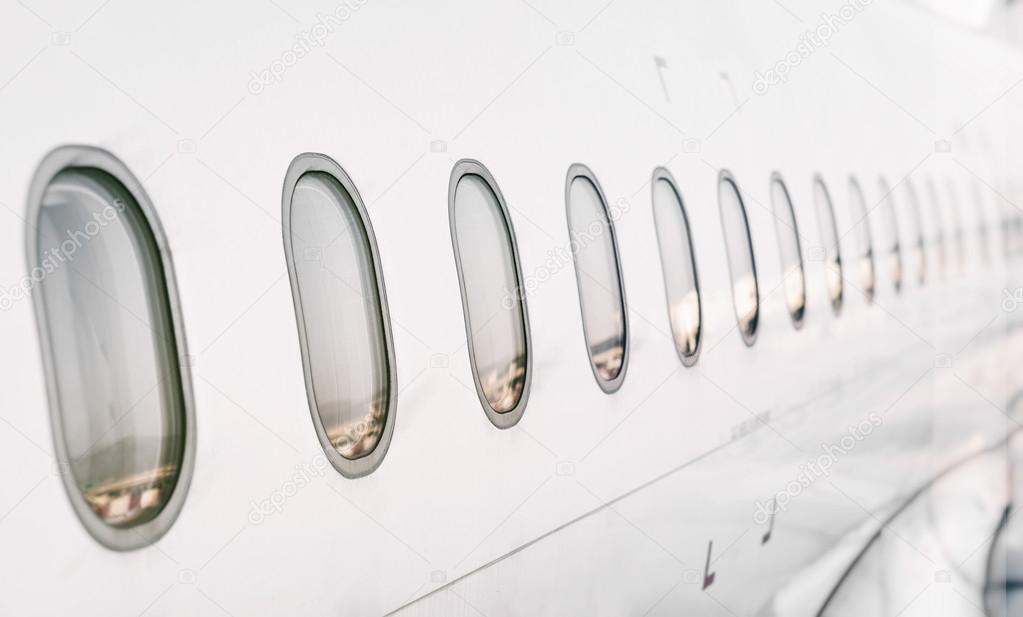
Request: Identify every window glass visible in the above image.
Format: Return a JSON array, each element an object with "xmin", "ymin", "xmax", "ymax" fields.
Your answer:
[
  {"xmin": 877, "ymin": 178, "xmax": 903, "ymax": 293},
  {"xmin": 566, "ymin": 166, "xmax": 628, "ymax": 391},
  {"xmin": 812, "ymin": 176, "xmax": 843, "ymax": 313},
  {"xmin": 770, "ymin": 174, "xmax": 806, "ymax": 326},
  {"xmin": 718, "ymin": 172, "xmax": 759, "ymax": 345},
  {"xmin": 450, "ymin": 165, "xmax": 530, "ymax": 422},
  {"xmin": 34, "ymin": 167, "xmax": 187, "ymax": 534},
  {"xmin": 286, "ymin": 165, "xmax": 395, "ymax": 473},
  {"xmin": 651, "ymin": 169, "xmax": 701, "ymax": 364},
  {"xmin": 848, "ymin": 177, "xmax": 876, "ymax": 302}
]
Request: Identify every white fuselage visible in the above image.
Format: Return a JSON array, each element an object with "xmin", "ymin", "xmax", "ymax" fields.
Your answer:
[{"xmin": 1, "ymin": 1, "xmax": 1022, "ymax": 615}]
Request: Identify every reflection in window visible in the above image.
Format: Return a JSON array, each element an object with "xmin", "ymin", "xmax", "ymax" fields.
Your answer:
[
  {"xmin": 284, "ymin": 158, "xmax": 396, "ymax": 476},
  {"xmin": 450, "ymin": 162, "xmax": 530, "ymax": 425},
  {"xmin": 769, "ymin": 173, "xmax": 806, "ymax": 326},
  {"xmin": 566, "ymin": 165, "xmax": 628, "ymax": 392},
  {"xmin": 902, "ymin": 179, "xmax": 927, "ymax": 285},
  {"xmin": 33, "ymin": 165, "xmax": 189, "ymax": 540},
  {"xmin": 813, "ymin": 176, "xmax": 843, "ymax": 313},
  {"xmin": 651, "ymin": 168, "xmax": 701, "ymax": 365},
  {"xmin": 877, "ymin": 178, "xmax": 903, "ymax": 293},
  {"xmin": 848, "ymin": 177, "xmax": 876, "ymax": 302},
  {"xmin": 718, "ymin": 171, "xmax": 759, "ymax": 346}
]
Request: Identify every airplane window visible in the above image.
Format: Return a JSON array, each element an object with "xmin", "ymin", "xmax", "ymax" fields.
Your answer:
[
  {"xmin": 1002, "ymin": 215, "xmax": 1013, "ymax": 259},
  {"xmin": 28, "ymin": 147, "xmax": 194, "ymax": 550},
  {"xmin": 718, "ymin": 170, "xmax": 759, "ymax": 346},
  {"xmin": 848, "ymin": 177, "xmax": 876, "ymax": 302},
  {"xmin": 1015, "ymin": 216, "xmax": 1023, "ymax": 258},
  {"xmin": 769, "ymin": 173, "xmax": 806, "ymax": 327},
  {"xmin": 943, "ymin": 178, "xmax": 966, "ymax": 268},
  {"xmin": 449, "ymin": 160, "xmax": 531, "ymax": 426},
  {"xmin": 566, "ymin": 164, "xmax": 628, "ymax": 393},
  {"xmin": 877, "ymin": 177, "xmax": 903, "ymax": 294},
  {"xmin": 651, "ymin": 168, "xmax": 701, "ymax": 365},
  {"xmin": 812, "ymin": 175, "xmax": 843, "ymax": 314},
  {"xmin": 971, "ymin": 181, "xmax": 991, "ymax": 263},
  {"xmin": 902, "ymin": 179, "xmax": 927, "ymax": 285},
  {"xmin": 284, "ymin": 154, "xmax": 397, "ymax": 477}
]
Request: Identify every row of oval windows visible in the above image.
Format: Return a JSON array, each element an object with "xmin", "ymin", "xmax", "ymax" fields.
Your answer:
[{"xmin": 26, "ymin": 146, "xmax": 1011, "ymax": 549}]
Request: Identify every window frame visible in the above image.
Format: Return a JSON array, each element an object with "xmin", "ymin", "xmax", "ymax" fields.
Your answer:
[
  {"xmin": 565, "ymin": 163, "xmax": 630, "ymax": 394},
  {"xmin": 717, "ymin": 169, "xmax": 760, "ymax": 347},
  {"xmin": 282, "ymin": 152, "xmax": 398, "ymax": 477},
  {"xmin": 26, "ymin": 144, "xmax": 197, "ymax": 551},
  {"xmin": 651, "ymin": 166, "xmax": 702, "ymax": 367},
  {"xmin": 448, "ymin": 159, "xmax": 533, "ymax": 428}
]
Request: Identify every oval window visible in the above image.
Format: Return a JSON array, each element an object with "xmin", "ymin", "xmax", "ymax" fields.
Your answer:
[
  {"xmin": 27, "ymin": 146, "xmax": 195, "ymax": 550},
  {"xmin": 903, "ymin": 179, "xmax": 927, "ymax": 285},
  {"xmin": 971, "ymin": 181, "xmax": 990, "ymax": 263},
  {"xmin": 1002, "ymin": 215, "xmax": 1013, "ymax": 259},
  {"xmin": 718, "ymin": 170, "xmax": 759, "ymax": 346},
  {"xmin": 566, "ymin": 164, "xmax": 628, "ymax": 393},
  {"xmin": 449, "ymin": 160, "xmax": 531, "ymax": 427},
  {"xmin": 812, "ymin": 176, "xmax": 843, "ymax": 313},
  {"xmin": 943, "ymin": 178, "xmax": 966, "ymax": 268},
  {"xmin": 769, "ymin": 173, "xmax": 806, "ymax": 327},
  {"xmin": 877, "ymin": 178, "xmax": 903, "ymax": 293},
  {"xmin": 651, "ymin": 168, "xmax": 702, "ymax": 365},
  {"xmin": 847, "ymin": 177, "xmax": 876, "ymax": 302},
  {"xmin": 283, "ymin": 154, "xmax": 396, "ymax": 478}
]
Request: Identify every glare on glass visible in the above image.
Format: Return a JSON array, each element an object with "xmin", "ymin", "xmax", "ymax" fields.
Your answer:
[
  {"xmin": 651, "ymin": 173, "xmax": 701, "ymax": 364},
  {"xmin": 770, "ymin": 175, "xmax": 806, "ymax": 326},
  {"xmin": 289, "ymin": 171, "xmax": 391, "ymax": 460},
  {"xmin": 36, "ymin": 168, "xmax": 186, "ymax": 529},
  {"xmin": 567, "ymin": 173, "xmax": 627, "ymax": 388},
  {"xmin": 451, "ymin": 173, "xmax": 529, "ymax": 415},
  {"xmin": 812, "ymin": 177, "xmax": 843, "ymax": 313},
  {"xmin": 718, "ymin": 173, "xmax": 759, "ymax": 345}
]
